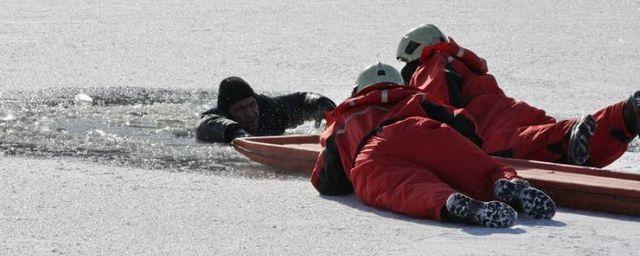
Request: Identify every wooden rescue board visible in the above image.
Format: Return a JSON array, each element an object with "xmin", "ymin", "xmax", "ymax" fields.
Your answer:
[{"xmin": 232, "ymin": 135, "xmax": 640, "ymax": 216}]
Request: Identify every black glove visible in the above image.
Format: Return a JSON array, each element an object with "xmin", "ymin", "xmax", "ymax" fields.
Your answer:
[
  {"xmin": 309, "ymin": 96, "xmax": 336, "ymax": 128},
  {"xmin": 227, "ymin": 127, "xmax": 250, "ymax": 142}
]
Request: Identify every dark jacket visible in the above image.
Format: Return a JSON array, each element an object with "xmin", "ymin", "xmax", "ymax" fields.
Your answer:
[{"xmin": 196, "ymin": 92, "xmax": 335, "ymax": 143}]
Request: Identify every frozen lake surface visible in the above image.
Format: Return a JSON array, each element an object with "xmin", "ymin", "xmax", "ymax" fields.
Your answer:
[{"xmin": 1, "ymin": 0, "xmax": 640, "ymax": 255}]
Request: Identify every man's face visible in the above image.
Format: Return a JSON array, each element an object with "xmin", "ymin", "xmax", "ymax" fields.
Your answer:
[{"xmin": 228, "ymin": 97, "xmax": 260, "ymax": 133}]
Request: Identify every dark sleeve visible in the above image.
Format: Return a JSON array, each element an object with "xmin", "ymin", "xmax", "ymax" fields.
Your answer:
[
  {"xmin": 444, "ymin": 64, "xmax": 464, "ymax": 108},
  {"xmin": 273, "ymin": 92, "xmax": 336, "ymax": 128},
  {"xmin": 314, "ymin": 135, "xmax": 354, "ymax": 196},
  {"xmin": 421, "ymin": 101, "xmax": 483, "ymax": 148},
  {"xmin": 195, "ymin": 113, "xmax": 243, "ymax": 143}
]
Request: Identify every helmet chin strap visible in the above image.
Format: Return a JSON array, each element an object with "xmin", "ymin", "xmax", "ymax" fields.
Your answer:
[{"xmin": 351, "ymin": 85, "xmax": 359, "ymax": 97}]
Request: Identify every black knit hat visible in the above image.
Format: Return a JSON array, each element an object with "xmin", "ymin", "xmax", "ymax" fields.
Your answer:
[{"xmin": 217, "ymin": 76, "xmax": 256, "ymax": 113}]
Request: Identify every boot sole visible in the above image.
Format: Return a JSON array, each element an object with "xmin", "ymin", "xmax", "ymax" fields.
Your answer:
[
  {"xmin": 519, "ymin": 187, "xmax": 556, "ymax": 219},
  {"xmin": 494, "ymin": 179, "xmax": 556, "ymax": 219},
  {"xmin": 567, "ymin": 115, "xmax": 596, "ymax": 165},
  {"xmin": 446, "ymin": 193, "xmax": 517, "ymax": 228}
]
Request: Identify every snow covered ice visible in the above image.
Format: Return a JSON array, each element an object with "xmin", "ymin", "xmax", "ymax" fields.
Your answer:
[{"xmin": 1, "ymin": 0, "xmax": 640, "ymax": 255}]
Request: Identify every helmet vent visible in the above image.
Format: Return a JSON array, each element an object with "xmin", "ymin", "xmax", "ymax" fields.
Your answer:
[
  {"xmin": 377, "ymin": 70, "xmax": 386, "ymax": 76},
  {"xmin": 405, "ymin": 41, "xmax": 420, "ymax": 55}
]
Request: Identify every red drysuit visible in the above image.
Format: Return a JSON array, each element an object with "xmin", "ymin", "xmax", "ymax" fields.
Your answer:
[
  {"xmin": 310, "ymin": 84, "xmax": 517, "ymax": 221},
  {"xmin": 407, "ymin": 42, "xmax": 635, "ymax": 167}
]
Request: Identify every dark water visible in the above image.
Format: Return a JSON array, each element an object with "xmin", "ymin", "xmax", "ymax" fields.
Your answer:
[{"xmin": 0, "ymin": 87, "xmax": 317, "ymax": 179}]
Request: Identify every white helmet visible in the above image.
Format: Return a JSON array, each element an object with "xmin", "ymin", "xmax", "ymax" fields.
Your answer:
[
  {"xmin": 353, "ymin": 62, "xmax": 405, "ymax": 94},
  {"xmin": 396, "ymin": 24, "xmax": 446, "ymax": 63}
]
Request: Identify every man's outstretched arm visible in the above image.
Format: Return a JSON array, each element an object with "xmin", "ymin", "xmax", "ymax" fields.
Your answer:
[
  {"xmin": 274, "ymin": 92, "xmax": 336, "ymax": 128},
  {"xmin": 196, "ymin": 113, "xmax": 249, "ymax": 143}
]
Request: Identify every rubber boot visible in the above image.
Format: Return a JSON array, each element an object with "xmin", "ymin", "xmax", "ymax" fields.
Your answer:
[
  {"xmin": 445, "ymin": 193, "xmax": 517, "ymax": 228},
  {"xmin": 566, "ymin": 115, "xmax": 597, "ymax": 165},
  {"xmin": 493, "ymin": 178, "xmax": 556, "ymax": 219}
]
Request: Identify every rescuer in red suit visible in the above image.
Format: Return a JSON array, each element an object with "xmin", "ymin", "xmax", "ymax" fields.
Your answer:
[
  {"xmin": 396, "ymin": 24, "xmax": 640, "ymax": 168},
  {"xmin": 311, "ymin": 62, "xmax": 556, "ymax": 228}
]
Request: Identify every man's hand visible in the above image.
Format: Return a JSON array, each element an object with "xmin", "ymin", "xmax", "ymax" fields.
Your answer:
[
  {"xmin": 230, "ymin": 128, "xmax": 250, "ymax": 141},
  {"xmin": 311, "ymin": 96, "xmax": 336, "ymax": 128}
]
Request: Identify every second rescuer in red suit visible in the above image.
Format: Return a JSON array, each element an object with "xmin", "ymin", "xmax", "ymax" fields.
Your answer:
[
  {"xmin": 311, "ymin": 62, "xmax": 556, "ymax": 228},
  {"xmin": 396, "ymin": 24, "xmax": 640, "ymax": 168}
]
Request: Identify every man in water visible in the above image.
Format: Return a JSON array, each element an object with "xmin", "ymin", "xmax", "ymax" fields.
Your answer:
[{"xmin": 196, "ymin": 76, "xmax": 336, "ymax": 143}]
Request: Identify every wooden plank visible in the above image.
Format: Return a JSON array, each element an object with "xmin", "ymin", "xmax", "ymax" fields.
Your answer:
[
  {"xmin": 232, "ymin": 135, "xmax": 640, "ymax": 216},
  {"xmin": 498, "ymin": 156, "xmax": 640, "ymax": 181},
  {"xmin": 518, "ymin": 168, "xmax": 640, "ymax": 198},
  {"xmin": 233, "ymin": 141, "xmax": 317, "ymax": 172}
]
